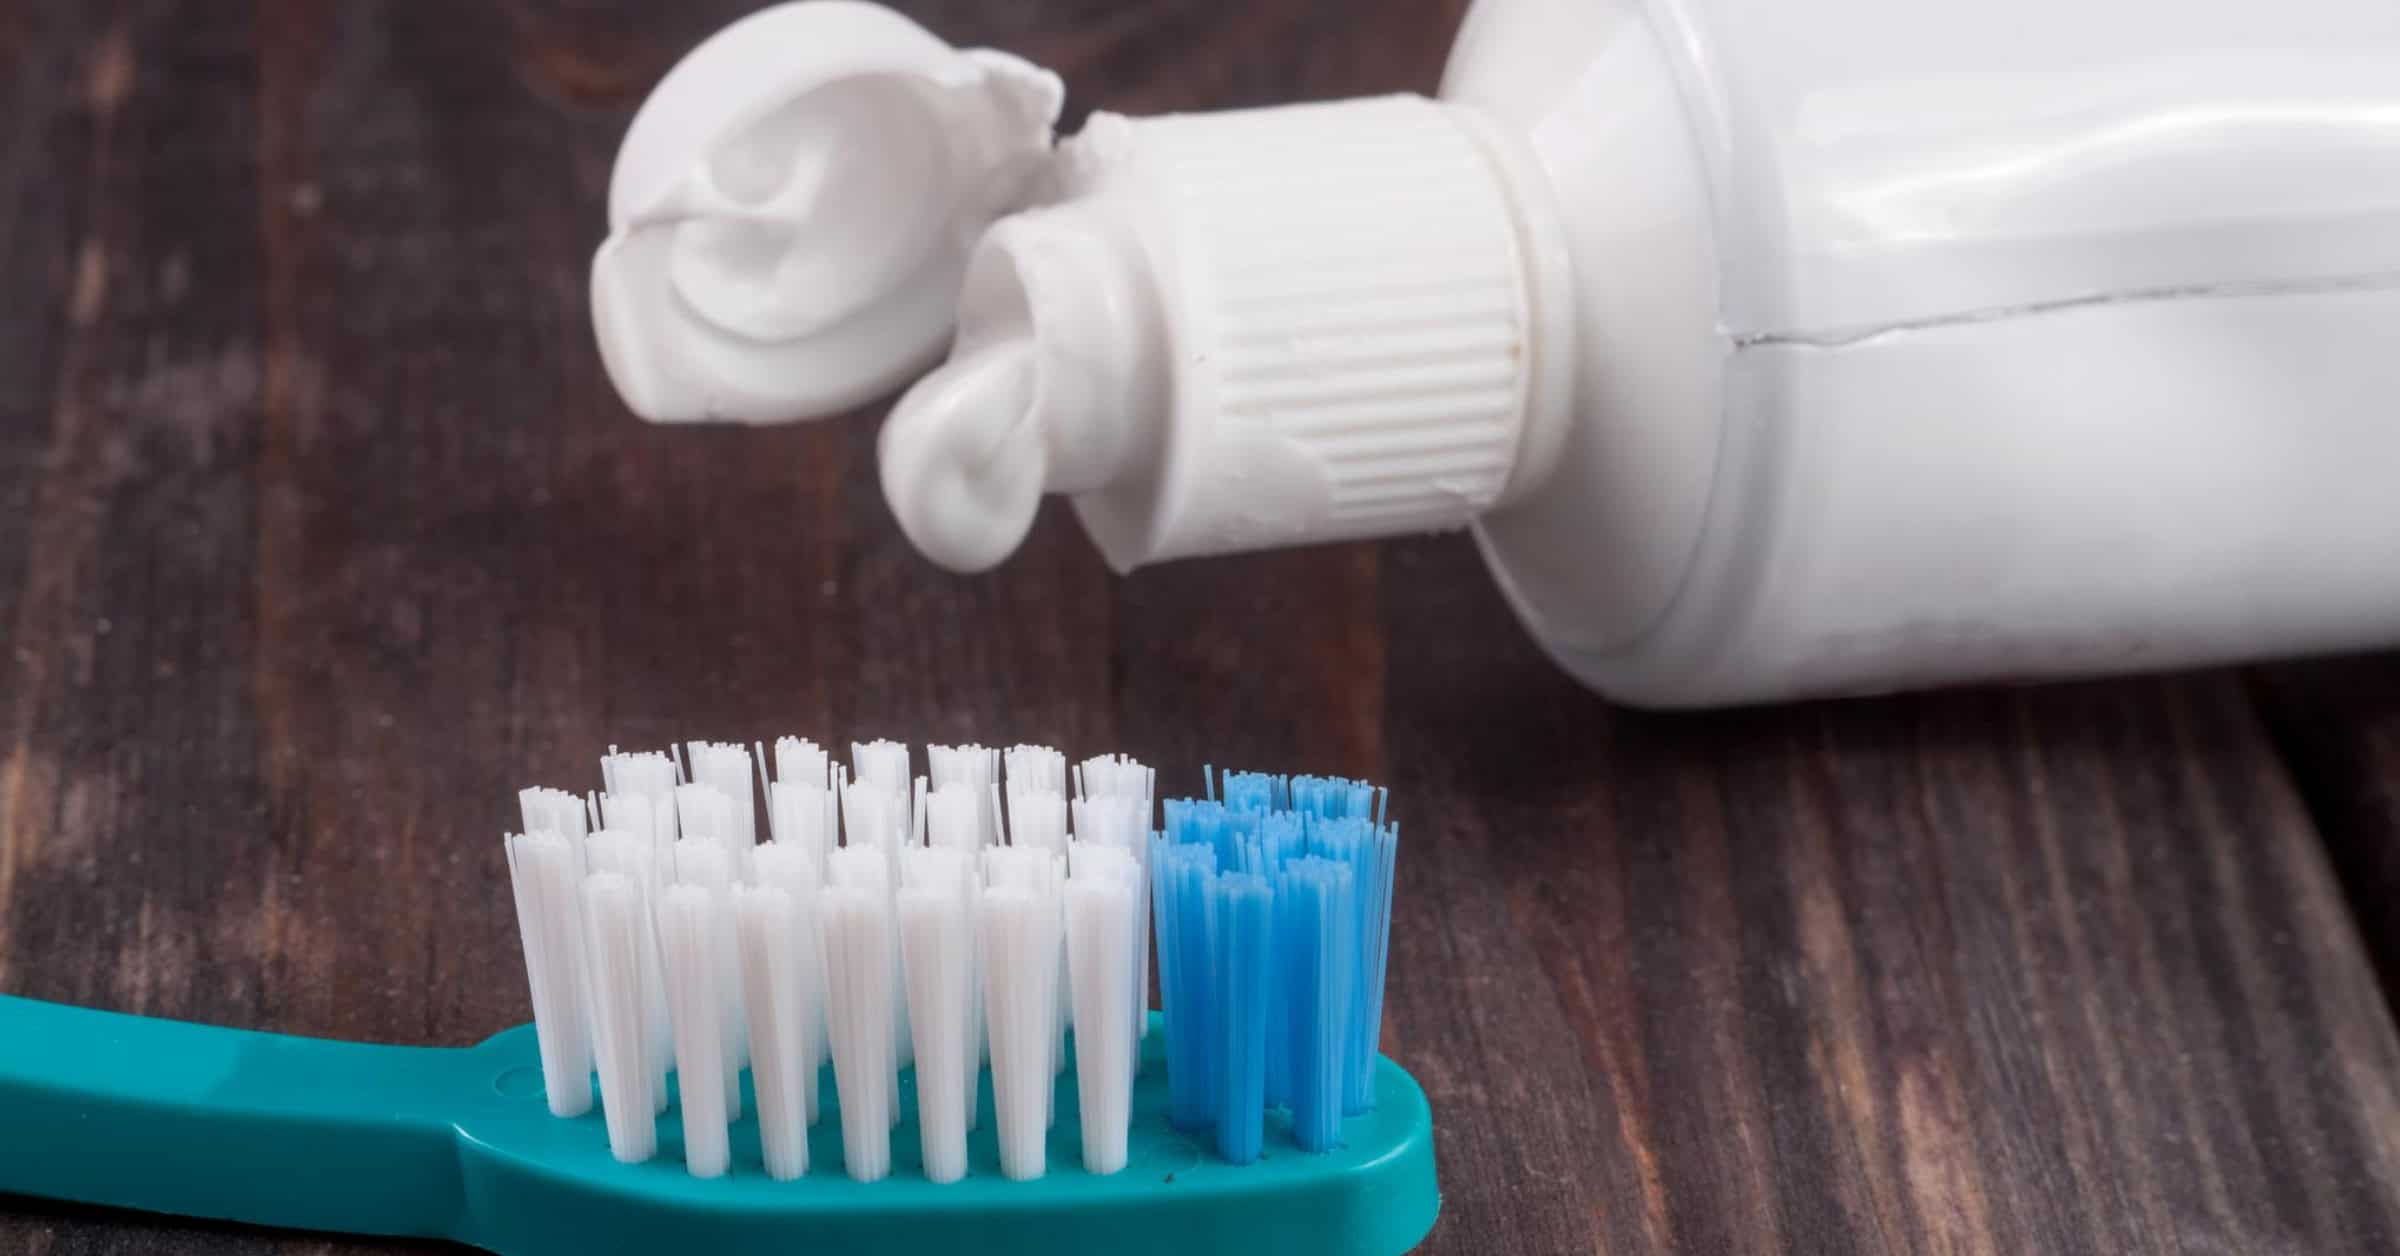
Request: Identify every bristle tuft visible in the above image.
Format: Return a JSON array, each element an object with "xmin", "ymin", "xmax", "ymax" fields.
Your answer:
[
  {"xmin": 898, "ymin": 846, "xmax": 976, "ymax": 1182},
  {"xmin": 1066, "ymin": 847, "xmax": 1139, "ymax": 1174},
  {"xmin": 504, "ymin": 830, "xmax": 592, "ymax": 1118},
  {"xmin": 982, "ymin": 881, "xmax": 1061, "ymax": 1181},
  {"xmin": 657, "ymin": 884, "xmax": 730, "ymax": 1178},
  {"xmin": 733, "ymin": 884, "xmax": 812, "ymax": 1180},
  {"xmin": 581, "ymin": 872, "xmax": 658, "ymax": 1162},
  {"xmin": 821, "ymin": 883, "xmax": 897, "ymax": 1182}
]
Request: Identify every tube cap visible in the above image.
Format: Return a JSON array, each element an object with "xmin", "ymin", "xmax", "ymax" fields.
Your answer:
[
  {"xmin": 1072, "ymin": 97, "xmax": 1548, "ymax": 569},
  {"xmin": 878, "ymin": 96, "xmax": 1560, "ymax": 571}
]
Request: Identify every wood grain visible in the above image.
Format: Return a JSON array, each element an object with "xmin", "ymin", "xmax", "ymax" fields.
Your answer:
[
  {"xmin": 1376, "ymin": 539, "xmax": 2400, "ymax": 1254},
  {"xmin": 2256, "ymin": 657, "xmax": 2400, "ymax": 1003},
  {"xmin": 4, "ymin": 3, "xmax": 2400, "ymax": 1254}
]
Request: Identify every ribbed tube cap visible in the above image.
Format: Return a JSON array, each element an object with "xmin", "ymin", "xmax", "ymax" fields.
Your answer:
[{"xmin": 1073, "ymin": 94, "xmax": 1544, "ymax": 567}]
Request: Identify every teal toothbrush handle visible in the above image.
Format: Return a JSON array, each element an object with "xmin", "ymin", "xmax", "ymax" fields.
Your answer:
[
  {"xmin": 0, "ymin": 994, "xmax": 485, "ymax": 1240},
  {"xmin": 0, "ymin": 996, "xmax": 1443, "ymax": 1256}
]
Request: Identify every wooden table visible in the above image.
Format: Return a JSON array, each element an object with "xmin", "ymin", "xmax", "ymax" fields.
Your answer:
[{"xmin": 6, "ymin": 2, "xmax": 2399, "ymax": 1251}]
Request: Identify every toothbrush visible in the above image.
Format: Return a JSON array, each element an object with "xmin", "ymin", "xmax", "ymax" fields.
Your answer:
[
  {"xmin": 0, "ymin": 995, "xmax": 1434, "ymax": 1254},
  {"xmin": 0, "ymin": 746, "xmax": 1436, "ymax": 1255}
]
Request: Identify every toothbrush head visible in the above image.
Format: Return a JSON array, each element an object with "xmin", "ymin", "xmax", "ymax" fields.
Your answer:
[{"xmin": 438, "ymin": 1014, "xmax": 1436, "ymax": 1255}]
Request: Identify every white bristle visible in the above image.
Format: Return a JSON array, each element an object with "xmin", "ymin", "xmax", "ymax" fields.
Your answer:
[
  {"xmin": 925, "ymin": 785, "xmax": 983, "ymax": 852},
  {"xmin": 1071, "ymin": 793, "xmax": 1155, "ymax": 1045},
  {"xmin": 600, "ymin": 791, "xmax": 674, "ymax": 883},
  {"xmin": 821, "ymin": 884, "xmax": 897, "ymax": 1182},
  {"xmin": 768, "ymin": 779, "xmax": 837, "ymax": 882},
  {"xmin": 837, "ymin": 782, "xmax": 915, "ymax": 1075},
  {"xmin": 1006, "ymin": 785, "xmax": 1069, "ymax": 857},
  {"xmin": 1005, "ymin": 744, "xmax": 1067, "ymax": 795},
  {"xmin": 983, "ymin": 844, "xmax": 1050, "ymax": 895},
  {"xmin": 898, "ymin": 846, "xmax": 976, "ymax": 1183},
  {"xmin": 773, "ymin": 736, "xmax": 831, "ymax": 790},
  {"xmin": 1075, "ymin": 753, "xmax": 1154, "ymax": 810},
  {"xmin": 673, "ymin": 837, "xmax": 746, "ymax": 1116},
  {"xmin": 598, "ymin": 791, "xmax": 653, "ymax": 840},
  {"xmin": 602, "ymin": 793, "xmax": 683, "ymax": 1066},
  {"xmin": 505, "ymin": 831, "xmax": 592, "ymax": 1117},
  {"xmin": 829, "ymin": 843, "xmax": 890, "ymax": 902},
  {"xmin": 1071, "ymin": 795, "xmax": 1147, "ymax": 848},
  {"xmin": 928, "ymin": 744, "xmax": 1002, "ymax": 844},
  {"xmin": 733, "ymin": 884, "xmax": 813, "ymax": 1180},
  {"xmin": 982, "ymin": 884, "xmax": 1062, "ymax": 1180},
  {"xmin": 986, "ymin": 845, "xmax": 1071, "ymax": 1087},
  {"xmin": 1066, "ymin": 853, "xmax": 1138, "ymax": 1174},
  {"xmin": 586, "ymin": 830, "xmax": 672, "ymax": 1100},
  {"xmin": 829, "ymin": 843, "xmax": 902, "ymax": 1097},
  {"xmin": 927, "ymin": 743, "xmax": 1000, "ymax": 788},
  {"xmin": 602, "ymin": 748, "xmax": 680, "ymax": 802},
  {"xmin": 1072, "ymin": 838, "xmax": 1150, "ymax": 1056},
  {"xmin": 675, "ymin": 782, "xmax": 735, "ymax": 848},
  {"xmin": 841, "ymin": 777, "xmax": 912, "ymax": 855},
  {"xmin": 686, "ymin": 741, "xmax": 760, "ymax": 852},
  {"xmin": 600, "ymin": 751, "xmax": 683, "ymax": 844},
  {"xmin": 922, "ymin": 786, "xmax": 991, "ymax": 1103},
  {"xmin": 851, "ymin": 739, "xmax": 912, "ymax": 796},
  {"xmin": 581, "ymin": 872, "xmax": 659, "ymax": 1162},
  {"xmin": 519, "ymin": 787, "xmax": 589, "ymax": 840},
  {"xmin": 753, "ymin": 842, "xmax": 826, "ymax": 1124},
  {"xmin": 657, "ymin": 884, "xmax": 730, "ymax": 1178}
]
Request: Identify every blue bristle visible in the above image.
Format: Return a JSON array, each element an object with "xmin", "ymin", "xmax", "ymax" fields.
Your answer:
[
  {"xmin": 1163, "ymin": 798, "xmax": 1261, "ymax": 872},
  {"xmin": 1213, "ymin": 873, "xmax": 1272, "ymax": 1164},
  {"xmin": 1152, "ymin": 772, "xmax": 1400, "ymax": 1158},
  {"xmin": 1262, "ymin": 810, "xmax": 1305, "ymax": 867},
  {"xmin": 1290, "ymin": 774, "xmax": 1376, "ymax": 821},
  {"xmin": 1257, "ymin": 810, "xmax": 1309, "ymax": 1107},
  {"xmin": 1153, "ymin": 836, "xmax": 1222, "ymax": 1131},
  {"xmin": 1308, "ymin": 815, "xmax": 1399, "ymax": 1114},
  {"xmin": 1354, "ymin": 822, "xmax": 1396, "ymax": 1115},
  {"xmin": 1282, "ymin": 855, "xmax": 1355, "ymax": 1152},
  {"xmin": 1221, "ymin": 771, "xmax": 1286, "ymax": 814}
]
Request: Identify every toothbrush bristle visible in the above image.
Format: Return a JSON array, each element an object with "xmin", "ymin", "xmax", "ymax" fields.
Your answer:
[
  {"xmin": 601, "ymin": 749, "xmax": 679, "ymax": 809},
  {"xmin": 850, "ymin": 739, "xmax": 912, "ymax": 797},
  {"xmin": 928, "ymin": 744, "xmax": 1003, "ymax": 844},
  {"xmin": 1280, "ymin": 855, "xmax": 1355, "ymax": 1151},
  {"xmin": 897, "ymin": 846, "xmax": 976, "ymax": 1183},
  {"xmin": 505, "ymin": 829, "xmax": 593, "ymax": 1118},
  {"xmin": 510, "ymin": 739, "xmax": 1401, "ymax": 1184},
  {"xmin": 581, "ymin": 872, "xmax": 659, "ymax": 1163},
  {"xmin": 672, "ymin": 836, "xmax": 747, "ymax": 1116},
  {"xmin": 772, "ymin": 736, "xmax": 830, "ymax": 790},
  {"xmin": 981, "ymin": 881, "xmax": 1061, "ymax": 1181},
  {"xmin": 821, "ymin": 882, "xmax": 897, "ymax": 1183},
  {"xmin": 586, "ymin": 829, "xmax": 673, "ymax": 1095},
  {"xmin": 732, "ymin": 884, "xmax": 812, "ymax": 1180},
  {"xmin": 1213, "ymin": 872, "xmax": 1272, "ymax": 1164},
  {"xmin": 924, "ymin": 785, "xmax": 982, "ymax": 851},
  {"xmin": 685, "ymin": 742, "xmax": 760, "ymax": 850},
  {"xmin": 752, "ymin": 840, "xmax": 827, "ymax": 1125},
  {"xmin": 1004, "ymin": 744, "xmax": 1067, "ymax": 796},
  {"xmin": 657, "ymin": 882, "xmax": 731, "ymax": 1178},
  {"xmin": 518, "ymin": 786, "xmax": 589, "ymax": 841},
  {"xmin": 767, "ymin": 777, "xmax": 836, "ymax": 883},
  {"xmin": 1065, "ymin": 847, "xmax": 1138, "ymax": 1174},
  {"xmin": 1006, "ymin": 783, "xmax": 1068, "ymax": 856}
]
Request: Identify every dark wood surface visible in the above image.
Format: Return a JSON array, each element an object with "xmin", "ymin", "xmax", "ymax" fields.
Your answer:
[{"xmin": 5, "ymin": 2, "xmax": 2399, "ymax": 1253}]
